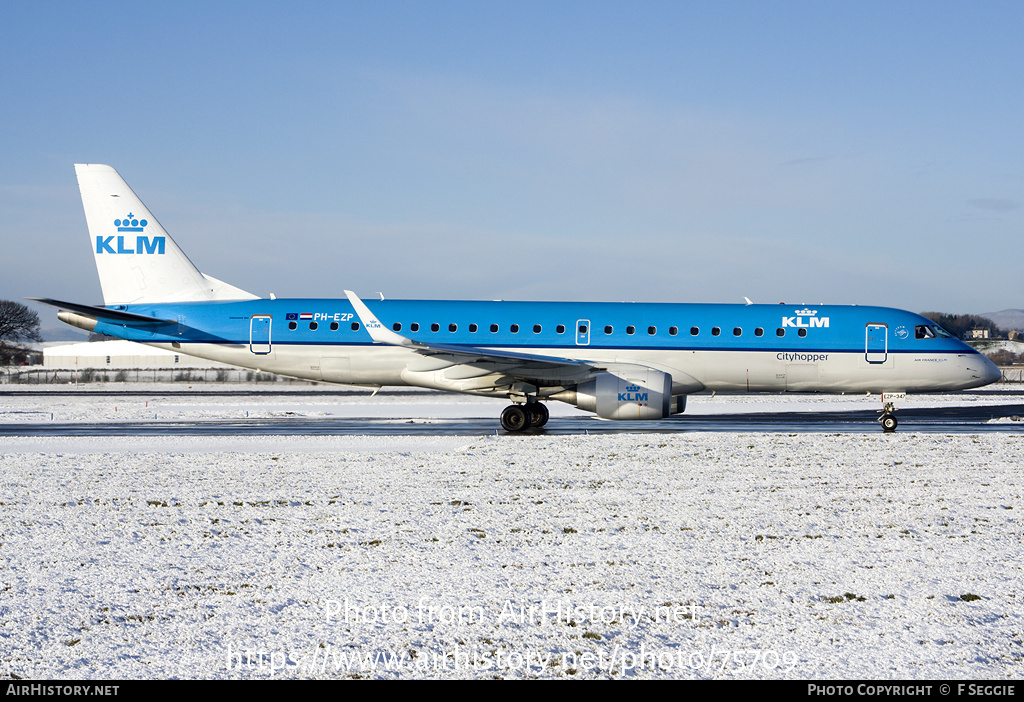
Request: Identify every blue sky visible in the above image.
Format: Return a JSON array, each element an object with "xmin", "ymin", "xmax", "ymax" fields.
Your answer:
[{"xmin": 2, "ymin": 1, "xmax": 1022, "ymax": 335}]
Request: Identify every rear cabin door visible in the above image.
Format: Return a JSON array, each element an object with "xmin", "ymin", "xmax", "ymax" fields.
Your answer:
[{"xmin": 250, "ymin": 315, "xmax": 272, "ymax": 355}]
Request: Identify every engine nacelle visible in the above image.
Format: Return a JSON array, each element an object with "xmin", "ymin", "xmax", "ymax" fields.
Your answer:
[{"xmin": 574, "ymin": 368, "xmax": 673, "ymax": 420}]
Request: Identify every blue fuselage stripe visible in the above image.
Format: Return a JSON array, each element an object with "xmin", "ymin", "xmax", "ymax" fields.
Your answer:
[{"xmin": 91, "ymin": 299, "xmax": 977, "ymax": 357}]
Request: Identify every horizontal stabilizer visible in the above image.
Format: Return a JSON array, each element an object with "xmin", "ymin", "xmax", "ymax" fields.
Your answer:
[{"xmin": 28, "ymin": 298, "xmax": 177, "ymax": 326}]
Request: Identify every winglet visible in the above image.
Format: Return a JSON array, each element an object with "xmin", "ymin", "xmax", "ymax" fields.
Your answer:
[{"xmin": 344, "ymin": 290, "xmax": 415, "ymax": 346}]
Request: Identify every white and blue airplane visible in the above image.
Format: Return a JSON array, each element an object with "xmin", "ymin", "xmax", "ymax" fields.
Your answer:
[{"xmin": 36, "ymin": 164, "xmax": 1002, "ymax": 432}]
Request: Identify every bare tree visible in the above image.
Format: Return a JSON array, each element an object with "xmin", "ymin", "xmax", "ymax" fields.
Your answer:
[{"xmin": 0, "ymin": 300, "xmax": 43, "ymax": 365}]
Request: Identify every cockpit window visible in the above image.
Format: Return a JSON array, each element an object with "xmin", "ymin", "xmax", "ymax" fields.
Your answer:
[{"xmin": 916, "ymin": 324, "xmax": 955, "ymax": 339}]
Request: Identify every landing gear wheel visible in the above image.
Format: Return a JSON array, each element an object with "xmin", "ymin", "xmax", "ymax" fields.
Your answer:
[
  {"xmin": 500, "ymin": 405, "xmax": 530, "ymax": 432},
  {"xmin": 880, "ymin": 414, "xmax": 898, "ymax": 432},
  {"xmin": 526, "ymin": 402, "xmax": 549, "ymax": 428}
]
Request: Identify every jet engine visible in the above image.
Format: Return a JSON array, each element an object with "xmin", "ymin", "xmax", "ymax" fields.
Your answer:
[{"xmin": 563, "ymin": 368, "xmax": 674, "ymax": 420}]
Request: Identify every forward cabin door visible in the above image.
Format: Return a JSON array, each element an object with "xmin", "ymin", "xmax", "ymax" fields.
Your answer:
[{"xmin": 865, "ymin": 323, "xmax": 887, "ymax": 364}]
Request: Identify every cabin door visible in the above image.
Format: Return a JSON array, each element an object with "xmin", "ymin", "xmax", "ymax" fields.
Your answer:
[
  {"xmin": 865, "ymin": 323, "xmax": 887, "ymax": 364},
  {"xmin": 250, "ymin": 315, "xmax": 272, "ymax": 355}
]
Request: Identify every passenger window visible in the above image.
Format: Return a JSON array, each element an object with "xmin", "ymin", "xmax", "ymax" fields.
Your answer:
[
  {"xmin": 510, "ymin": 324, "xmax": 519, "ymax": 333},
  {"xmin": 449, "ymin": 323, "xmax": 457, "ymax": 332},
  {"xmin": 490, "ymin": 324, "xmax": 499, "ymax": 333},
  {"xmin": 288, "ymin": 321, "xmax": 297, "ymax": 331},
  {"xmin": 410, "ymin": 323, "xmax": 420, "ymax": 332},
  {"xmin": 431, "ymin": 323, "xmax": 439, "ymax": 332},
  {"xmin": 533, "ymin": 324, "xmax": 542, "ymax": 333},
  {"xmin": 330, "ymin": 321, "xmax": 339, "ymax": 331},
  {"xmin": 469, "ymin": 323, "xmax": 478, "ymax": 333},
  {"xmin": 556, "ymin": 324, "xmax": 565, "ymax": 334},
  {"xmin": 798, "ymin": 328, "xmax": 807, "ymax": 337},
  {"xmin": 733, "ymin": 327, "xmax": 742, "ymax": 336},
  {"xmin": 604, "ymin": 325, "xmax": 613, "ymax": 334},
  {"xmin": 351, "ymin": 322, "xmax": 360, "ymax": 331},
  {"xmin": 754, "ymin": 327, "xmax": 764, "ymax": 337},
  {"xmin": 309, "ymin": 321, "xmax": 318, "ymax": 330},
  {"xmin": 776, "ymin": 328, "xmax": 785, "ymax": 337},
  {"xmin": 711, "ymin": 327, "xmax": 721, "ymax": 336},
  {"xmin": 690, "ymin": 327, "xmax": 699, "ymax": 336},
  {"xmin": 392, "ymin": 322, "xmax": 401, "ymax": 332},
  {"xmin": 648, "ymin": 326, "xmax": 657, "ymax": 335},
  {"xmin": 669, "ymin": 326, "xmax": 678, "ymax": 336},
  {"xmin": 626, "ymin": 326, "xmax": 635, "ymax": 335},
  {"xmin": 578, "ymin": 324, "xmax": 588, "ymax": 334}
]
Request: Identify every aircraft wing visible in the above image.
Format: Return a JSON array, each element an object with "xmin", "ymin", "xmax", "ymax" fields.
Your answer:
[{"xmin": 344, "ymin": 291, "xmax": 595, "ymax": 380}]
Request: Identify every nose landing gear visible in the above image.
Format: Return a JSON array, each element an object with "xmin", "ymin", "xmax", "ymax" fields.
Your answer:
[
  {"xmin": 879, "ymin": 408, "xmax": 898, "ymax": 432},
  {"xmin": 877, "ymin": 392, "xmax": 904, "ymax": 432}
]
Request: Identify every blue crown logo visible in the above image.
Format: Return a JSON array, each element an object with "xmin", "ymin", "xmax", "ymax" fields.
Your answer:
[{"xmin": 114, "ymin": 213, "xmax": 148, "ymax": 232}]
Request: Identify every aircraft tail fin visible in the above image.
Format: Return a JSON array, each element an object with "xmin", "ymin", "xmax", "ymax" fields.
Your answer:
[{"xmin": 75, "ymin": 164, "xmax": 258, "ymax": 305}]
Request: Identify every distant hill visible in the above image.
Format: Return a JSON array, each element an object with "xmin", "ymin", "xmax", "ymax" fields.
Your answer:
[{"xmin": 980, "ymin": 309, "xmax": 1024, "ymax": 331}]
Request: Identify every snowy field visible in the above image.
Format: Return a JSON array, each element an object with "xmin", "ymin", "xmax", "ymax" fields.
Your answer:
[{"xmin": 1, "ymin": 387, "xmax": 1023, "ymax": 679}]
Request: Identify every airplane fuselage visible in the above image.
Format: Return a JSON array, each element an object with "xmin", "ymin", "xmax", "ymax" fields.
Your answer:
[{"xmin": 71, "ymin": 298, "xmax": 998, "ymax": 397}]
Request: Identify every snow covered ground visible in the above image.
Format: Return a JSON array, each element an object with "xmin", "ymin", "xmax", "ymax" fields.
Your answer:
[{"xmin": 1, "ymin": 387, "xmax": 1023, "ymax": 679}]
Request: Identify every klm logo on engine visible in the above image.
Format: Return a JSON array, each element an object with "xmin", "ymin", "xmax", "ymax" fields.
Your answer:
[
  {"xmin": 96, "ymin": 214, "xmax": 165, "ymax": 254},
  {"xmin": 619, "ymin": 384, "xmax": 648, "ymax": 402},
  {"xmin": 782, "ymin": 308, "xmax": 829, "ymax": 329}
]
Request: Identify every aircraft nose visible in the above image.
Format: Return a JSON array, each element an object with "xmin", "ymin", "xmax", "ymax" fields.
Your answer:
[
  {"xmin": 980, "ymin": 355, "xmax": 1003, "ymax": 385},
  {"xmin": 964, "ymin": 353, "xmax": 1003, "ymax": 388}
]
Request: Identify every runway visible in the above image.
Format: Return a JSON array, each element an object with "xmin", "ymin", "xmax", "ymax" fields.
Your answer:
[{"xmin": 2, "ymin": 402, "xmax": 1021, "ymax": 436}]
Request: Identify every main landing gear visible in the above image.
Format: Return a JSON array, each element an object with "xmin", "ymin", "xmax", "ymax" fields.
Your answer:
[{"xmin": 500, "ymin": 402, "xmax": 549, "ymax": 432}]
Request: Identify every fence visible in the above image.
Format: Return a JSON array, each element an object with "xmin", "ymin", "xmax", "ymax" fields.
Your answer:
[
  {"xmin": 0, "ymin": 367, "xmax": 316, "ymax": 385},
  {"xmin": 999, "ymin": 367, "xmax": 1024, "ymax": 383}
]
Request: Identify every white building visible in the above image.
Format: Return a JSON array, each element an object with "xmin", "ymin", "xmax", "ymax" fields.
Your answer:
[{"xmin": 43, "ymin": 340, "xmax": 230, "ymax": 369}]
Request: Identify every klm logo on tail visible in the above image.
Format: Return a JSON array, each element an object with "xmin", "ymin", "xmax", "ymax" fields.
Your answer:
[
  {"xmin": 96, "ymin": 214, "xmax": 165, "ymax": 254},
  {"xmin": 115, "ymin": 213, "xmax": 147, "ymax": 232}
]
